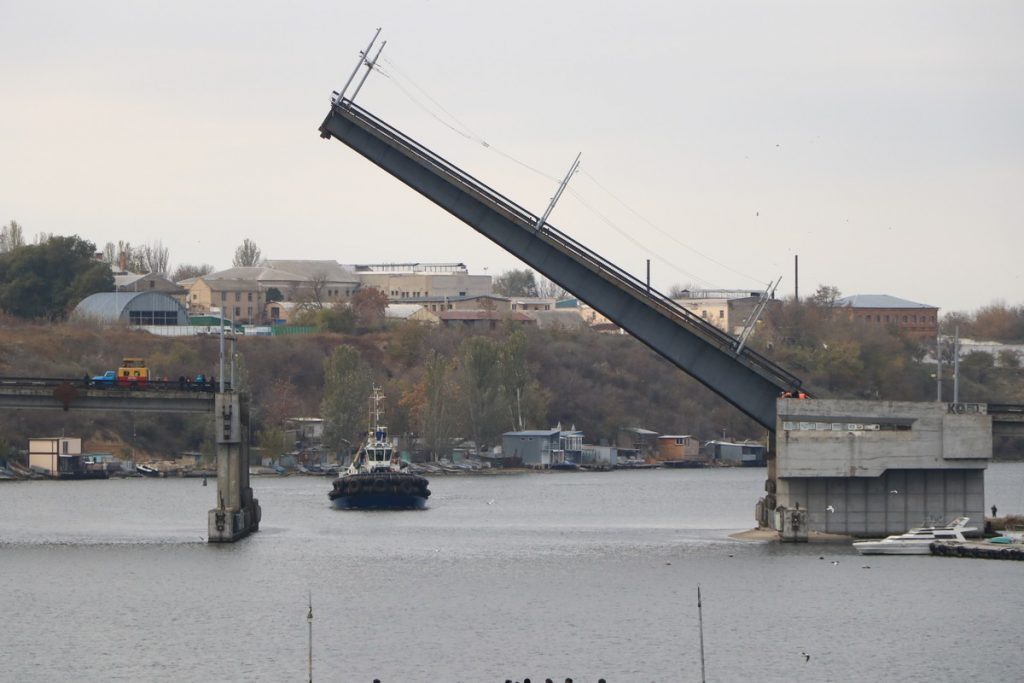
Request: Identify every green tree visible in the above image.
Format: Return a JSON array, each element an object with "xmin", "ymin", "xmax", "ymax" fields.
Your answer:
[
  {"xmin": 454, "ymin": 336, "xmax": 506, "ymax": 449},
  {"xmin": 321, "ymin": 345, "xmax": 373, "ymax": 456},
  {"xmin": 0, "ymin": 235, "xmax": 113, "ymax": 319},
  {"xmin": 257, "ymin": 425, "xmax": 289, "ymax": 458},
  {"xmin": 421, "ymin": 352, "xmax": 457, "ymax": 459},
  {"xmin": 492, "ymin": 269, "xmax": 538, "ymax": 297}
]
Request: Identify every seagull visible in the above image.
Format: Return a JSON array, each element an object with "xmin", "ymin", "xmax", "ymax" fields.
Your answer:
[
  {"xmin": 486, "ymin": 499, "xmax": 495, "ymax": 505},
  {"xmin": 890, "ymin": 490, "xmax": 899, "ymax": 494},
  {"xmin": 801, "ymin": 652, "xmax": 810, "ymax": 663},
  {"xmin": 826, "ymin": 505, "xmax": 835, "ymax": 513},
  {"xmin": 830, "ymin": 560, "xmax": 839, "ymax": 566},
  {"xmin": 861, "ymin": 565, "xmax": 871, "ymax": 569}
]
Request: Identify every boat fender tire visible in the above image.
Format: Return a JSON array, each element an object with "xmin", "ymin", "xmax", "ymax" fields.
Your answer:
[
  {"xmin": 372, "ymin": 479, "xmax": 388, "ymax": 494},
  {"xmin": 399, "ymin": 480, "xmax": 413, "ymax": 495}
]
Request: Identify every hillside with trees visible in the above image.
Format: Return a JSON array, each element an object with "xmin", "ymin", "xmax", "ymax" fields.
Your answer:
[{"xmin": 1, "ymin": 291, "xmax": 1021, "ymax": 461}]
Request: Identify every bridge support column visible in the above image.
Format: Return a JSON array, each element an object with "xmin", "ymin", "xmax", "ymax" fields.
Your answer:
[{"xmin": 208, "ymin": 392, "xmax": 261, "ymax": 543}]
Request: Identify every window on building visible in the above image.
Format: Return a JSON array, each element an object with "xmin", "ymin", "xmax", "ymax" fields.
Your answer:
[
  {"xmin": 247, "ymin": 292, "xmax": 253, "ymax": 302},
  {"xmin": 718, "ymin": 310, "xmax": 724, "ymax": 318},
  {"xmin": 247, "ymin": 306, "xmax": 252, "ymax": 317},
  {"xmin": 235, "ymin": 292, "xmax": 241, "ymax": 302},
  {"xmin": 912, "ymin": 315, "xmax": 918, "ymax": 323},
  {"xmin": 902, "ymin": 315, "xmax": 908, "ymax": 323},
  {"xmin": 220, "ymin": 292, "xmax": 226, "ymax": 302},
  {"xmin": 234, "ymin": 307, "xmax": 241, "ymax": 317},
  {"xmin": 149, "ymin": 280, "xmax": 155, "ymax": 289},
  {"xmin": 885, "ymin": 315, "xmax": 890, "ymax": 322}
]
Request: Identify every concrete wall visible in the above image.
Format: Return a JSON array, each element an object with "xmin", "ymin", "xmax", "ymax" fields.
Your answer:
[
  {"xmin": 771, "ymin": 399, "xmax": 991, "ymax": 536},
  {"xmin": 776, "ymin": 399, "xmax": 991, "ymax": 477},
  {"xmin": 777, "ymin": 469, "xmax": 984, "ymax": 536}
]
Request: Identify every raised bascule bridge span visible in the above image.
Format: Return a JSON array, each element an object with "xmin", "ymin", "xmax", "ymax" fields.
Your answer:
[
  {"xmin": 0, "ymin": 379, "xmax": 260, "ymax": 543},
  {"xmin": 320, "ymin": 56, "xmax": 1007, "ymax": 539}
]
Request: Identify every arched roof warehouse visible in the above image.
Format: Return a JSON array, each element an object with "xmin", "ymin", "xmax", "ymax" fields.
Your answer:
[{"xmin": 72, "ymin": 291, "xmax": 188, "ymax": 326}]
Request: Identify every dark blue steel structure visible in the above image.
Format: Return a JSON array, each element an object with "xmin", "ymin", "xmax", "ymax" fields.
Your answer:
[{"xmin": 319, "ymin": 100, "xmax": 805, "ymax": 431}]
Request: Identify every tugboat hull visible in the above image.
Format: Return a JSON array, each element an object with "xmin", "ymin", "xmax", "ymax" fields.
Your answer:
[
  {"xmin": 331, "ymin": 493, "xmax": 428, "ymax": 510},
  {"xmin": 329, "ymin": 472, "xmax": 431, "ymax": 511}
]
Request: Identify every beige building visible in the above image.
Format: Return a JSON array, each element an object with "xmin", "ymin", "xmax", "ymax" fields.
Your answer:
[
  {"xmin": 437, "ymin": 310, "xmax": 535, "ymax": 330},
  {"xmin": 28, "ymin": 437, "xmax": 82, "ymax": 476},
  {"xmin": 672, "ymin": 289, "xmax": 768, "ymax": 336},
  {"xmin": 353, "ymin": 262, "xmax": 491, "ymax": 301},
  {"xmin": 186, "ymin": 262, "xmax": 359, "ymax": 324}
]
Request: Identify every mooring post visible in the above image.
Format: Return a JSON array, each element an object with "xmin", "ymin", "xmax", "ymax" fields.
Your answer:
[{"xmin": 208, "ymin": 391, "xmax": 261, "ymax": 542}]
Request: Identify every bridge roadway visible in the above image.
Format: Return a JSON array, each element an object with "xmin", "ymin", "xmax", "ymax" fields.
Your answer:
[
  {"xmin": 989, "ymin": 403, "xmax": 1024, "ymax": 437},
  {"xmin": 0, "ymin": 378, "xmax": 217, "ymax": 413}
]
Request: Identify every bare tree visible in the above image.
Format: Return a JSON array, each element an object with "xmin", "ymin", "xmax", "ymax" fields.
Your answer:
[
  {"xmin": 0, "ymin": 220, "xmax": 26, "ymax": 253},
  {"xmin": 139, "ymin": 240, "xmax": 170, "ymax": 275},
  {"xmin": 536, "ymin": 275, "xmax": 569, "ymax": 300},
  {"xmin": 171, "ymin": 263, "xmax": 215, "ymax": 283},
  {"xmin": 233, "ymin": 238, "xmax": 262, "ymax": 267},
  {"xmin": 307, "ymin": 271, "xmax": 328, "ymax": 308},
  {"xmin": 101, "ymin": 242, "xmax": 116, "ymax": 264}
]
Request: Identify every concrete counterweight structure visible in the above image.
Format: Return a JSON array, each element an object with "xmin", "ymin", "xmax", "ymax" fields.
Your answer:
[
  {"xmin": 764, "ymin": 399, "xmax": 991, "ymax": 539},
  {"xmin": 209, "ymin": 392, "xmax": 261, "ymax": 543}
]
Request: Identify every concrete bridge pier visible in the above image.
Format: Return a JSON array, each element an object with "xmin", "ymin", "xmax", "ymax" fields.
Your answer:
[{"xmin": 209, "ymin": 392, "xmax": 261, "ymax": 543}]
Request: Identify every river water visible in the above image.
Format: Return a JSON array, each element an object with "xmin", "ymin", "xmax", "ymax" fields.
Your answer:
[{"xmin": 2, "ymin": 464, "xmax": 1023, "ymax": 682}]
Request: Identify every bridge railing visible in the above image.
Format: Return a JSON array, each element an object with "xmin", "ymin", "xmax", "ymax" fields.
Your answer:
[
  {"xmin": 332, "ymin": 100, "xmax": 804, "ymax": 391},
  {"xmin": 0, "ymin": 377, "xmax": 225, "ymax": 393}
]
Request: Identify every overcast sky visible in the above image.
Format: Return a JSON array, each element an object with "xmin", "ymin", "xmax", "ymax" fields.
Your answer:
[{"xmin": 2, "ymin": 1, "xmax": 1021, "ymax": 313}]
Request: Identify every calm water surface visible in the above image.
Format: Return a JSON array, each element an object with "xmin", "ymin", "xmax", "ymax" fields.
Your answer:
[{"xmin": 2, "ymin": 464, "xmax": 1023, "ymax": 682}]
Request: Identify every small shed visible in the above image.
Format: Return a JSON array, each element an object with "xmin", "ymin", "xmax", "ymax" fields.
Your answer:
[
  {"xmin": 702, "ymin": 440, "xmax": 767, "ymax": 466},
  {"xmin": 502, "ymin": 429, "xmax": 560, "ymax": 467},
  {"xmin": 73, "ymin": 291, "xmax": 188, "ymax": 326},
  {"xmin": 656, "ymin": 435, "xmax": 701, "ymax": 462}
]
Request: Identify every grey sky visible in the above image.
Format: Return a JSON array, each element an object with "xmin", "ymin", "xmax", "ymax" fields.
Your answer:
[{"xmin": 2, "ymin": 1, "xmax": 1021, "ymax": 313}]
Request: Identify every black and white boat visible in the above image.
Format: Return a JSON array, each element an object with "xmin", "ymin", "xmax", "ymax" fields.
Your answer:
[{"xmin": 328, "ymin": 387, "xmax": 430, "ymax": 510}]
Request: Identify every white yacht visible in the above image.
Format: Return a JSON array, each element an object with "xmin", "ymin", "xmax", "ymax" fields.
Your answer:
[{"xmin": 852, "ymin": 517, "xmax": 975, "ymax": 555}]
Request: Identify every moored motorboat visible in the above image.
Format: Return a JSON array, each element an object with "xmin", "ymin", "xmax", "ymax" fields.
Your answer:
[
  {"xmin": 328, "ymin": 386, "xmax": 430, "ymax": 510},
  {"xmin": 853, "ymin": 516, "xmax": 975, "ymax": 555}
]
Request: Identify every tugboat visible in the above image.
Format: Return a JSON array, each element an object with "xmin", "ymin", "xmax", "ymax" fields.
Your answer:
[{"xmin": 328, "ymin": 386, "xmax": 430, "ymax": 510}]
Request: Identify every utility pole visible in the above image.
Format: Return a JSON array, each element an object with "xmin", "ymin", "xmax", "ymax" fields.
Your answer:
[
  {"xmin": 307, "ymin": 592, "xmax": 313, "ymax": 683},
  {"xmin": 697, "ymin": 585, "xmax": 706, "ymax": 683},
  {"xmin": 953, "ymin": 326, "xmax": 961, "ymax": 404}
]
